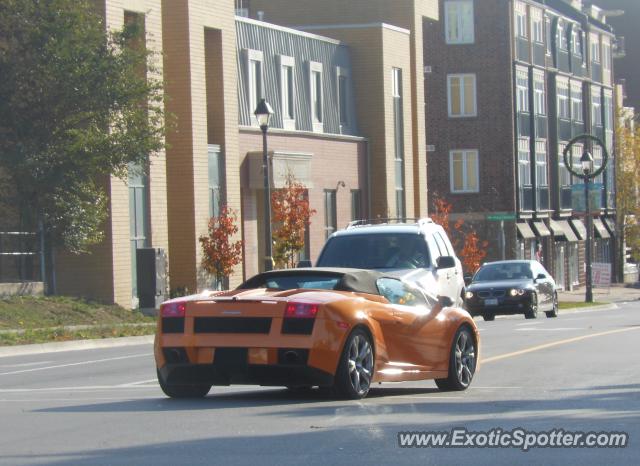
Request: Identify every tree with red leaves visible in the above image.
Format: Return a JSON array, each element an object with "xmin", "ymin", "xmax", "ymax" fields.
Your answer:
[
  {"xmin": 199, "ymin": 206, "xmax": 244, "ymax": 289},
  {"xmin": 271, "ymin": 174, "xmax": 317, "ymax": 269},
  {"xmin": 431, "ymin": 195, "xmax": 488, "ymax": 274}
]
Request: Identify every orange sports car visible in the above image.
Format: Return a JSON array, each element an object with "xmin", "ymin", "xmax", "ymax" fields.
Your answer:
[{"xmin": 155, "ymin": 268, "xmax": 479, "ymax": 399}]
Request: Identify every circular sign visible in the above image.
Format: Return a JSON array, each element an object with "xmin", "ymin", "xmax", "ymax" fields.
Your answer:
[{"xmin": 561, "ymin": 134, "xmax": 609, "ymax": 180}]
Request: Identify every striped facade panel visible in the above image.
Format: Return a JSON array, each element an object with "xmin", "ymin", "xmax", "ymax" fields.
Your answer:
[{"xmin": 236, "ymin": 19, "xmax": 358, "ymax": 136}]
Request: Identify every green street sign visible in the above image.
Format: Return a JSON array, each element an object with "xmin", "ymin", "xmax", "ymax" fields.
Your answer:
[{"xmin": 486, "ymin": 213, "xmax": 517, "ymax": 221}]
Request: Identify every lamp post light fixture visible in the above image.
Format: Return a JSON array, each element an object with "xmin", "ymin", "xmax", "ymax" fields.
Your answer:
[
  {"xmin": 562, "ymin": 134, "xmax": 609, "ymax": 304},
  {"xmin": 254, "ymin": 98, "xmax": 274, "ymax": 272}
]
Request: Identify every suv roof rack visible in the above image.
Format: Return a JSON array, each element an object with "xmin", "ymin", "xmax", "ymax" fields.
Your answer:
[{"xmin": 346, "ymin": 217, "xmax": 434, "ymax": 230}]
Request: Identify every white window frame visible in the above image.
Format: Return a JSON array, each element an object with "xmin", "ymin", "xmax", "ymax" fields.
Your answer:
[
  {"xmin": 246, "ymin": 49, "xmax": 264, "ymax": 127},
  {"xmin": 557, "ymin": 78, "xmax": 569, "ymax": 120},
  {"xmin": 444, "ymin": 0, "xmax": 475, "ymax": 44},
  {"xmin": 602, "ymin": 37, "xmax": 611, "ymax": 71},
  {"xmin": 535, "ymin": 140, "xmax": 548, "ymax": 187},
  {"xmin": 337, "ymin": 66, "xmax": 351, "ymax": 132},
  {"xmin": 516, "ymin": 67, "xmax": 529, "ymax": 114},
  {"xmin": 309, "ymin": 61, "xmax": 323, "ymax": 133},
  {"xmin": 590, "ymin": 33, "xmax": 600, "ymax": 63},
  {"xmin": 571, "ymin": 27, "xmax": 582, "ymax": 56},
  {"xmin": 558, "ymin": 143, "xmax": 571, "ymax": 187},
  {"xmin": 533, "ymin": 70, "xmax": 546, "ymax": 116},
  {"xmin": 557, "ymin": 21, "xmax": 567, "ymax": 51},
  {"xmin": 518, "ymin": 137, "xmax": 531, "ymax": 187},
  {"xmin": 449, "ymin": 149, "xmax": 479, "ymax": 193},
  {"xmin": 515, "ymin": 1, "xmax": 527, "ymax": 39},
  {"xmin": 531, "ymin": 8, "xmax": 543, "ymax": 44},
  {"xmin": 570, "ymin": 81, "xmax": 583, "ymax": 122},
  {"xmin": 278, "ymin": 55, "xmax": 296, "ymax": 131},
  {"xmin": 447, "ymin": 73, "xmax": 477, "ymax": 118},
  {"xmin": 591, "ymin": 86, "xmax": 602, "ymax": 127},
  {"xmin": 604, "ymin": 89, "xmax": 613, "ymax": 130}
]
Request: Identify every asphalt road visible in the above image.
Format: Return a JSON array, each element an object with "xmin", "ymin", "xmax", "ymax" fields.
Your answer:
[{"xmin": 0, "ymin": 303, "xmax": 638, "ymax": 466}]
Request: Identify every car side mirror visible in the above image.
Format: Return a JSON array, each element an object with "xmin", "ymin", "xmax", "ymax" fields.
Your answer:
[
  {"xmin": 535, "ymin": 273, "xmax": 546, "ymax": 281},
  {"xmin": 436, "ymin": 256, "xmax": 456, "ymax": 270},
  {"xmin": 463, "ymin": 273, "xmax": 473, "ymax": 286},
  {"xmin": 437, "ymin": 295, "xmax": 454, "ymax": 308},
  {"xmin": 297, "ymin": 260, "xmax": 312, "ymax": 268}
]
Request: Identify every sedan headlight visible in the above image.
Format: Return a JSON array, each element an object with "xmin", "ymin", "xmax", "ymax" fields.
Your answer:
[
  {"xmin": 465, "ymin": 291, "xmax": 474, "ymax": 299},
  {"xmin": 509, "ymin": 289, "xmax": 526, "ymax": 297}
]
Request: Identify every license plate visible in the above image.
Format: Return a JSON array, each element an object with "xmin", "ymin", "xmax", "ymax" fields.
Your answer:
[{"xmin": 484, "ymin": 298, "xmax": 498, "ymax": 306}]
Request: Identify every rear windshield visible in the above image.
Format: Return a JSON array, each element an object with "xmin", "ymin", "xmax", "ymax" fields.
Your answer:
[
  {"xmin": 241, "ymin": 274, "xmax": 341, "ymax": 290},
  {"xmin": 316, "ymin": 233, "xmax": 430, "ymax": 269}
]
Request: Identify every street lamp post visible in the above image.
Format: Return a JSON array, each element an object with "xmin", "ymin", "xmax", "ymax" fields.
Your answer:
[
  {"xmin": 581, "ymin": 150, "xmax": 595, "ymax": 303},
  {"xmin": 254, "ymin": 99, "xmax": 274, "ymax": 272},
  {"xmin": 562, "ymin": 134, "xmax": 609, "ymax": 304}
]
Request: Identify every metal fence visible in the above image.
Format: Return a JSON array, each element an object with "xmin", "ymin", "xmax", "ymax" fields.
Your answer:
[{"xmin": 0, "ymin": 230, "xmax": 44, "ymax": 283}]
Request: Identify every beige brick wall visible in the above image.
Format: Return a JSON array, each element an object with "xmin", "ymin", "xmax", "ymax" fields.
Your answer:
[
  {"xmin": 56, "ymin": 0, "xmax": 167, "ymax": 307},
  {"xmin": 239, "ymin": 129, "xmax": 367, "ymax": 277},
  {"xmin": 163, "ymin": 0, "xmax": 242, "ymax": 292}
]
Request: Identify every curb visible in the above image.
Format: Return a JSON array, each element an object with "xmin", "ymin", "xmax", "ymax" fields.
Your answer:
[{"xmin": 0, "ymin": 335, "xmax": 154, "ymax": 358}]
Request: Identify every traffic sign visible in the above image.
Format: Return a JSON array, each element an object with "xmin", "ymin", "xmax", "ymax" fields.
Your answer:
[{"xmin": 486, "ymin": 213, "xmax": 516, "ymax": 221}]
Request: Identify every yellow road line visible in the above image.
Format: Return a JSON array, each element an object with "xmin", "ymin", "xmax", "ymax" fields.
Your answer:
[{"xmin": 482, "ymin": 326, "xmax": 640, "ymax": 364}]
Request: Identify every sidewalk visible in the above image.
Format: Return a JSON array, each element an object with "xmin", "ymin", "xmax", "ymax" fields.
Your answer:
[{"xmin": 558, "ymin": 283, "xmax": 640, "ymax": 303}]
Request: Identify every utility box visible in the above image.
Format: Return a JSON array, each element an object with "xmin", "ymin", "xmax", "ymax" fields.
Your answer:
[{"xmin": 136, "ymin": 248, "xmax": 167, "ymax": 312}]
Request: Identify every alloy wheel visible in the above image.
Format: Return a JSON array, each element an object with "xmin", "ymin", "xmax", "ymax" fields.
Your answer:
[
  {"xmin": 454, "ymin": 330, "xmax": 476, "ymax": 388},
  {"xmin": 347, "ymin": 334, "xmax": 374, "ymax": 395}
]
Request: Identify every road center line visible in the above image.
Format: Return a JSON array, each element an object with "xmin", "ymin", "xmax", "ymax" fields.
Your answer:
[
  {"xmin": 482, "ymin": 326, "xmax": 640, "ymax": 364},
  {"xmin": 0, "ymin": 353, "xmax": 150, "ymax": 376}
]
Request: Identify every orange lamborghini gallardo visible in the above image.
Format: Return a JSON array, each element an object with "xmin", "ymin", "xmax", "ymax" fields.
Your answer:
[{"xmin": 155, "ymin": 268, "xmax": 479, "ymax": 399}]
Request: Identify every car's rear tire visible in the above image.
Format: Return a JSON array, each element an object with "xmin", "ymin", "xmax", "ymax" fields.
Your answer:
[
  {"xmin": 524, "ymin": 293, "xmax": 538, "ymax": 319},
  {"xmin": 435, "ymin": 325, "xmax": 477, "ymax": 391},
  {"xmin": 545, "ymin": 292, "xmax": 559, "ymax": 318},
  {"xmin": 332, "ymin": 328, "xmax": 374, "ymax": 400},
  {"xmin": 482, "ymin": 312, "xmax": 495, "ymax": 321},
  {"xmin": 157, "ymin": 369, "xmax": 211, "ymax": 399}
]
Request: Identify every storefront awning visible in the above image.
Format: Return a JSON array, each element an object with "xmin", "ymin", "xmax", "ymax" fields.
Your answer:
[
  {"xmin": 593, "ymin": 218, "xmax": 611, "ymax": 239},
  {"xmin": 604, "ymin": 218, "xmax": 616, "ymax": 237},
  {"xmin": 570, "ymin": 219, "xmax": 587, "ymax": 240},
  {"xmin": 531, "ymin": 221, "xmax": 551, "ymax": 237},
  {"xmin": 549, "ymin": 219, "xmax": 578, "ymax": 242},
  {"xmin": 516, "ymin": 222, "xmax": 536, "ymax": 240}
]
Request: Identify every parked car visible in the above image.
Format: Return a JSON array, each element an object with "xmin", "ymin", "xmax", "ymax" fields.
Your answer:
[
  {"xmin": 315, "ymin": 218, "xmax": 466, "ymax": 306},
  {"xmin": 465, "ymin": 260, "xmax": 558, "ymax": 321},
  {"xmin": 155, "ymin": 268, "xmax": 479, "ymax": 399}
]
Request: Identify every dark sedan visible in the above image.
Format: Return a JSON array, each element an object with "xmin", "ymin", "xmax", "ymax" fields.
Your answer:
[{"xmin": 464, "ymin": 260, "xmax": 558, "ymax": 321}]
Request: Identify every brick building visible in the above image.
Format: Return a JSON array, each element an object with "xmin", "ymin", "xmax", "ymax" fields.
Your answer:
[{"xmin": 424, "ymin": 0, "xmax": 618, "ymax": 289}]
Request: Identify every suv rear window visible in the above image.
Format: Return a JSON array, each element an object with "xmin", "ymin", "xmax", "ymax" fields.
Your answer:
[{"xmin": 317, "ymin": 233, "xmax": 430, "ymax": 269}]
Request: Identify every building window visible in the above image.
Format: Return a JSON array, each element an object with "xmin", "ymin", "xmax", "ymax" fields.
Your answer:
[
  {"xmin": 392, "ymin": 67, "xmax": 406, "ymax": 219},
  {"xmin": 558, "ymin": 143, "xmax": 571, "ymax": 187},
  {"xmin": 535, "ymin": 140, "xmax": 548, "ymax": 187},
  {"xmin": 445, "ymin": 0, "xmax": 474, "ymax": 44},
  {"xmin": 246, "ymin": 49, "xmax": 264, "ymax": 124},
  {"xmin": 531, "ymin": 8, "xmax": 543, "ymax": 44},
  {"xmin": 571, "ymin": 28, "xmax": 582, "ymax": 57},
  {"xmin": 324, "ymin": 189, "xmax": 337, "ymax": 239},
  {"xmin": 449, "ymin": 149, "xmax": 479, "ymax": 193},
  {"xmin": 571, "ymin": 143, "xmax": 583, "ymax": 183},
  {"xmin": 518, "ymin": 138, "xmax": 531, "ymax": 187},
  {"xmin": 279, "ymin": 55, "xmax": 295, "ymax": 130},
  {"xmin": 337, "ymin": 67, "xmax": 350, "ymax": 130},
  {"xmin": 592, "ymin": 87, "xmax": 602, "ymax": 127},
  {"xmin": 557, "ymin": 21, "xmax": 567, "ymax": 51},
  {"xmin": 590, "ymin": 33, "xmax": 600, "ymax": 63},
  {"xmin": 545, "ymin": 15, "xmax": 552, "ymax": 55},
  {"xmin": 351, "ymin": 189, "xmax": 362, "ymax": 221},
  {"xmin": 557, "ymin": 79, "xmax": 569, "ymax": 120},
  {"xmin": 515, "ymin": 1, "xmax": 527, "ymax": 39},
  {"xmin": 309, "ymin": 61, "xmax": 323, "ymax": 132},
  {"xmin": 447, "ymin": 73, "xmax": 476, "ymax": 117},
  {"xmin": 604, "ymin": 91, "xmax": 613, "ymax": 130},
  {"xmin": 602, "ymin": 39, "xmax": 611, "ymax": 71},
  {"xmin": 570, "ymin": 82, "xmax": 583, "ymax": 122},
  {"xmin": 208, "ymin": 146, "xmax": 223, "ymax": 218},
  {"xmin": 516, "ymin": 68, "xmax": 529, "ymax": 114},
  {"xmin": 533, "ymin": 71, "xmax": 546, "ymax": 116}
]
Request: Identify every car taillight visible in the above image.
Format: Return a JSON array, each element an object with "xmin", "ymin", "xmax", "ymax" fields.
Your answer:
[
  {"xmin": 284, "ymin": 302, "xmax": 319, "ymax": 318},
  {"xmin": 161, "ymin": 301, "xmax": 187, "ymax": 317}
]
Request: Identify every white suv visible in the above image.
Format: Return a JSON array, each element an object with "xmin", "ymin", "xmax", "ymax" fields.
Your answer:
[{"xmin": 315, "ymin": 219, "xmax": 466, "ymax": 306}]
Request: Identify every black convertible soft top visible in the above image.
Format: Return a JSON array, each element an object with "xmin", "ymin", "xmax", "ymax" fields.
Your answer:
[{"xmin": 238, "ymin": 268, "xmax": 384, "ymax": 295}]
